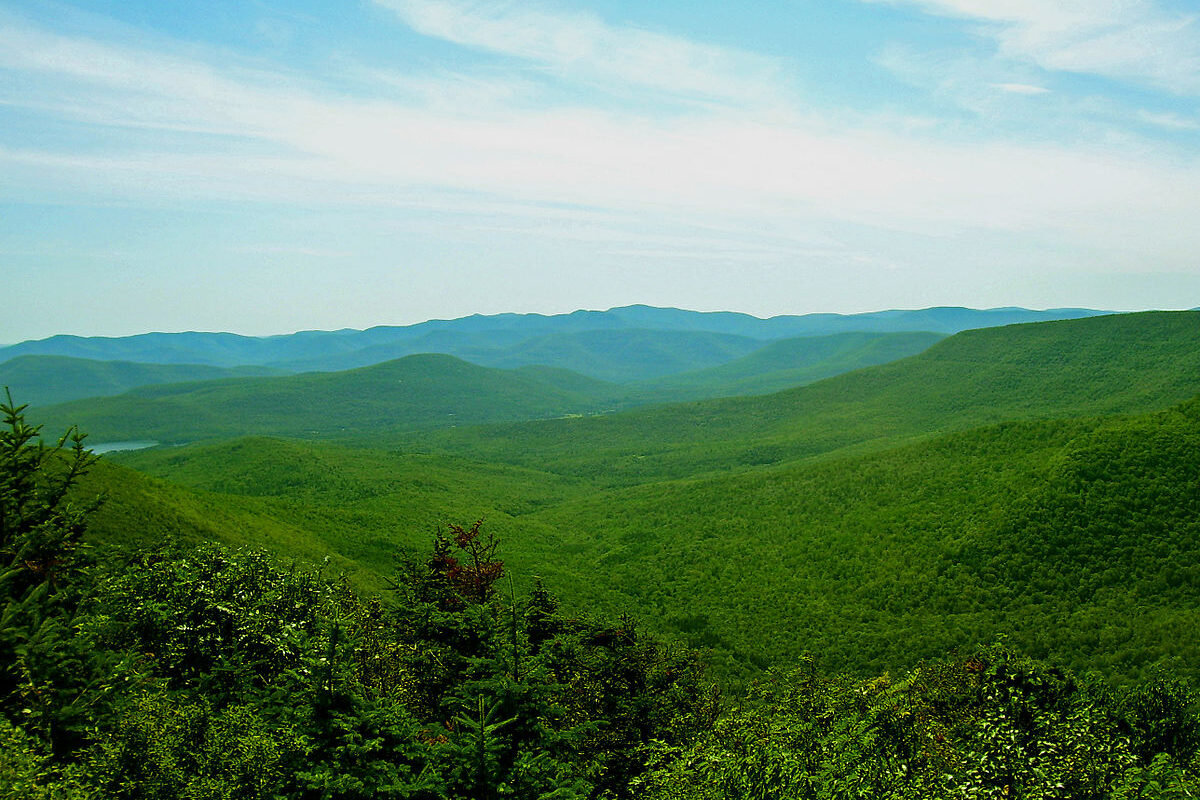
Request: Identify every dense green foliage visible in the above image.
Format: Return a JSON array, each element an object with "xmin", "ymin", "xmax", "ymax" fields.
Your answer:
[
  {"xmin": 0, "ymin": 416, "xmax": 721, "ymax": 796},
  {"xmin": 83, "ymin": 311, "xmax": 1199, "ymax": 691},
  {"xmin": 0, "ymin": 402, "xmax": 721, "ymax": 797},
  {"xmin": 639, "ymin": 650, "xmax": 1200, "ymax": 800},
  {"xmin": 112, "ymin": 396, "xmax": 1200, "ymax": 688},
  {"xmin": 0, "ymin": 391, "xmax": 103, "ymax": 760},
  {"xmin": 6, "ymin": 394, "xmax": 1200, "ymax": 798},
  {"xmin": 83, "ymin": 312, "xmax": 1200, "ymax": 687},
  {"xmin": 510, "ymin": 398, "xmax": 1200, "ymax": 684},
  {"xmin": 94, "ymin": 437, "xmax": 592, "ymax": 591},
  {"xmin": 7, "ymin": 308, "xmax": 1200, "ymax": 796}
]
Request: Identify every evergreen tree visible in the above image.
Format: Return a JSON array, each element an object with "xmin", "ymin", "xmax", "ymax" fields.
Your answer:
[{"xmin": 0, "ymin": 390, "xmax": 101, "ymax": 753}]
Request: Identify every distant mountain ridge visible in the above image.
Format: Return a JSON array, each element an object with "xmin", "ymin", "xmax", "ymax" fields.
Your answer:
[
  {"xmin": 38, "ymin": 309, "xmax": 1195, "ymax": 459},
  {"xmin": 0, "ymin": 305, "xmax": 1110, "ymax": 373},
  {"xmin": 0, "ymin": 355, "xmax": 285, "ymax": 407}
]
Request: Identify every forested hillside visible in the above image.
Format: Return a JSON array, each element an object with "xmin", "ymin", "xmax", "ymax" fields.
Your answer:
[
  {"xmin": 627, "ymin": 330, "xmax": 946, "ymax": 401},
  {"xmin": 6, "ymin": 309, "xmax": 1200, "ymax": 798},
  {"xmin": 32, "ymin": 355, "xmax": 624, "ymax": 444},
  {"xmin": 109, "ymin": 397, "xmax": 1200, "ymax": 688},
  {"xmin": 0, "ymin": 355, "xmax": 286, "ymax": 406},
  {"xmin": 4, "ymin": 393, "xmax": 1200, "ymax": 799},
  {"xmin": 395, "ymin": 311, "xmax": 1200, "ymax": 484},
  {"xmin": 90, "ymin": 311, "xmax": 1200, "ymax": 689}
]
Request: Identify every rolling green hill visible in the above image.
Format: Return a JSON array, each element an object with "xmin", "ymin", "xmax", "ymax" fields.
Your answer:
[
  {"xmin": 99, "ymin": 437, "xmax": 604, "ymax": 594},
  {"xmin": 397, "ymin": 311, "xmax": 1200, "ymax": 485},
  {"xmin": 27, "ymin": 384, "xmax": 1200, "ymax": 800},
  {"xmin": 458, "ymin": 328, "xmax": 768, "ymax": 382},
  {"xmin": 35, "ymin": 354, "xmax": 621, "ymax": 444},
  {"xmin": 78, "ymin": 458, "xmax": 356, "ymax": 568},
  {"xmin": 514, "ymin": 398, "xmax": 1200, "ymax": 683},
  {"xmin": 0, "ymin": 354, "xmax": 286, "ymax": 406},
  {"xmin": 27, "ymin": 327, "xmax": 957, "ymax": 447},
  {"xmin": 51, "ymin": 308, "xmax": 1200, "ymax": 689},
  {"xmin": 628, "ymin": 330, "xmax": 946, "ymax": 401},
  {"xmin": 107, "ymin": 395, "xmax": 1200, "ymax": 687},
  {"xmin": 18, "ymin": 305, "xmax": 1200, "ymax": 798}
]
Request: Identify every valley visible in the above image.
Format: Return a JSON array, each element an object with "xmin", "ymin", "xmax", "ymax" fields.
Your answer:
[
  {"xmin": 6, "ymin": 303, "xmax": 1200, "ymax": 798},
  {"xmin": 16, "ymin": 306, "xmax": 1192, "ymax": 687}
]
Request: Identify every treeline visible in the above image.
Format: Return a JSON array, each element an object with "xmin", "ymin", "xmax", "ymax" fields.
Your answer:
[{"xmin": 5, "ymin": 396, "xmax": 1200, "ymax": 799}]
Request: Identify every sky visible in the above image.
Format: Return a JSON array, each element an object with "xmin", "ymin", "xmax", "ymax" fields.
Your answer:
[{"xmin": 3, "ymin": 0, "xmax": 1200, "ymax": 341}]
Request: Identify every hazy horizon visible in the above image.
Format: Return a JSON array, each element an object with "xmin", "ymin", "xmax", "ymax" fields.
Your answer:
[
  {"xmin": 5, "ymin": 0, "xmax": 1200, "ymax": 342},
  {"xmin": 3, "ymin": 301, "xmax": 1176, "ymax": 347}
]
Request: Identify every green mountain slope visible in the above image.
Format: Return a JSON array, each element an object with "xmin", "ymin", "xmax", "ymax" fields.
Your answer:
[
  {"xmin": 36, "ymin": 354, "xmax": 620, "ymax": 444},
  {"xmin": 399, "ymin": 311, "xmax": 1200, "ymax": 484},
  {"xmin": 289, "ymin": 330, "xmax": 943, "ymax": 402},
  {"xmin": 105, "ymin": 394, "xmax": 1200, "ymax": 687},
  {"xmin": 77, "ymin": 458, "xmax": 369, "ymax": 578},
  {"xmin": 0, "ymin": 354, "xmax": 286, "ymax": 406},
  {"xmin": 103, "ymin": 436, "xmax": 602, "ymax": 591},
  {"xmin": 58, "ymin": 309, "xmax": 1200, "ymax": 687},
  {"xmin": 516, "ymin": 396, "xmax": 1200, "ymax": 684},
  {"xmin": 629, "ymin": 330, "xmax": 946, "ymax": 401},
  {"xmin": 25, "ymin": 326, "xmax": 950, "ymax": 448},
  {"xmin": 459, "ymin": 328, "xmax": 767, "ymax": 382}
]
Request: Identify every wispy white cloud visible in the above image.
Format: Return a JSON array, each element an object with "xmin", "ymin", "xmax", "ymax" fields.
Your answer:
[
  {"xmin": 229, "ymin": 244, "xmax": 350, "ymax": 258},
  {"xmin": 373, "ymin": 0, "xmax": 788, "ymax": 106},
  {"xmin": 992, "ymin": 82, "xmax": 1050, "ymax": 95},
  {"xmin": 3, "ymin": 7, "xmax": 1200, "ymax": 286},
  {"xmin": 1138, "ymin": 109, "xmax": 1200, "ymax": 131},
  {"xmin": 871, "ymin": 0, "xmax": 1200, "ymax": 94}
]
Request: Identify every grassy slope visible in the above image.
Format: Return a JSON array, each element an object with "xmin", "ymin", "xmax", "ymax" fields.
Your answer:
[
  {"xmin": 34, "ymin": 354, "xmax": 621, "ymax": 444},
  {"xmin": 0, "ymin": 355, "xmax": 286, "ymax": 406},
  {"xmin": 397, "ymin": 311, "xmax": 1200, "ymax": 485},
  {"xmin": 78, "ymin": 458, "xmax": 370, "ymax": 581}
]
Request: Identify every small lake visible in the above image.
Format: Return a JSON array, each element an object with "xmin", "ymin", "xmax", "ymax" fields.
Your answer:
[{"xmin": 90, "ymin": 440, "xmax": 159, "ymax": 454}]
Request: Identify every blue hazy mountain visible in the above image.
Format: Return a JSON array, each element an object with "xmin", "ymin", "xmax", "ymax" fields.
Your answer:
[{"xmin": 1, "ymin": 306, "xmax": 1109, "ymax": 376}]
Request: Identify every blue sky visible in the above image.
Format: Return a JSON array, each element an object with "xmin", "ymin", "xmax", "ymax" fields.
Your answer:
[{"xmin": 3, "ymin": 0, "xmax": 1200, "ymax": 341}]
